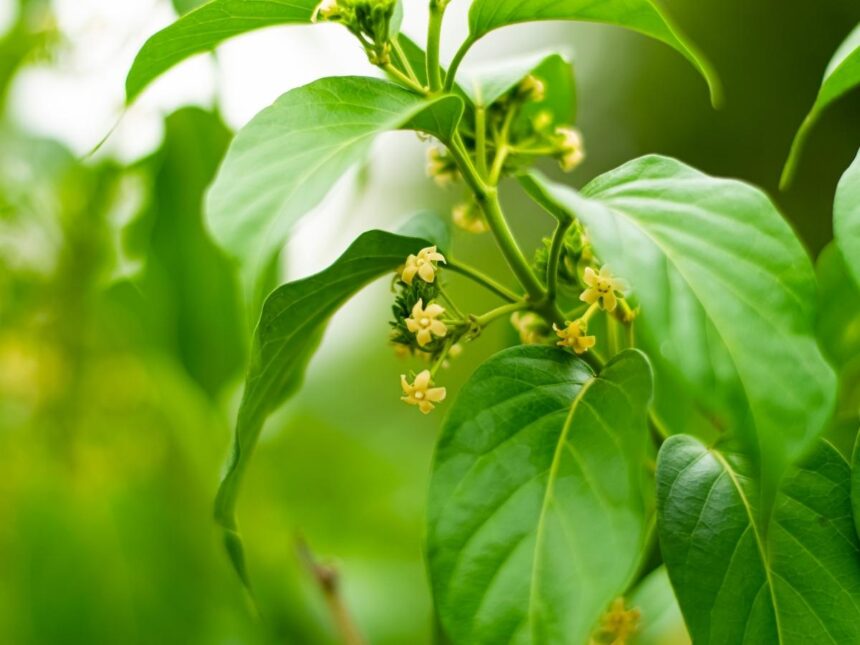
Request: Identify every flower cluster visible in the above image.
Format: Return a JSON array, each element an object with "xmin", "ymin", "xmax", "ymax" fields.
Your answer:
[
  {"xmin": 312, "ymin": 0, "xmax": 398, "ymax": 64},
  {"xmin": 427, "ymin": 147, "xmax": 461, "ymax": 187}
]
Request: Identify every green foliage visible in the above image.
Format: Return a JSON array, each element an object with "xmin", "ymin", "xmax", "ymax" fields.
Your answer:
[
  {"xmin": 520, "ymin": 160, "xmax": 835, "ymax": 497},
  {"xmin": 125, "ymin": 0, "xmax": 319, "ymax": 102},
  {"xmin": 215, "ymin": 219, "xmax": 445, "ymax": 587},
  {"xmin": 782, "ymin": 24, "xmax": 860, "ymax": 187},
  {"xmin": 835, "ymin": 148, "xmax": 860, "ymax": 287},
  {"xmin": 627, "ymin": 568, "xmax": 689, "ymax": 645},
  {"xmin": 461, "ymin": 0, "xmax": 721, "ymax": 106},
  {"xmin": 205, "ymin": 76, "xmax": 463, "ymax": 306},
  {"xmin": 657, "ymin": 435, "xmax": 860, "ymax": 643},
  {"xmin": 427, "ymin": 346, "xmax": 653, "ymax": 645}
]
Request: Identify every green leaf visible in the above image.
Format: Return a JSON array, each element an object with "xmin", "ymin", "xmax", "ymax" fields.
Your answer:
[
  {"xmin": 464, "ymin": 0, "xmax": 721, "ymax": 107},
  {"xmin": 853, "ymin": 433, "xmax": 860, "ymax": 540},
  {"xmin": 835, "ymin": 148, "xmax": 860, "ymax": 287},
  {"xmin": 126, "ymin": 0, "xmax": 319, "ymax": 103},
  {"xmin": 205, "ymin": 76, "xmax": 463, "ymax": 305},
  {"xmin": 628, "ymin": 567, "xmax": 690, "ymax": 645},
  {"xmin": 520, "ymin": 158, "xmax": 836, "ymax": 495},
  {"xmin": 427, "ymin": 346, "xmax": 653, "ymax": 645},
  {"xmin": 657, "ymin": 435, "xmax": 860, "ymax": 643},
  {"xmin": 214, "ymin": 218, "xmax": 443, "ymax": 586},
  {"xmin": 171, "ymin": 0, "xmax": 206, "ymax": 15},
  {"xmin": 782, "ymin": 24, "xmax": 860, "ymax": 188},
  {"xmin": 135, "ymin": 107, "xmax": 246, "ymax": 397}
]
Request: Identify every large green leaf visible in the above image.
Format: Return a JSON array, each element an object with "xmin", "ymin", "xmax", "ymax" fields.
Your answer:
[
  {"xmin": 853, "ymin": 434, "xmax": 860, "ymax": 541},
  {"xmin": 214, "ymin": 219, "xmax": 444, "ymax": 586},
  {"xmin": 782, "ymin": 24, "xmax": 860, "ymax": 188},
  {"xmin": 463, "ymin": 0, "xmax": 720, "ymax": 106},
  {"xmin": 126, "ymin": 0, "xmax": 319, "ymax": 102},
  {"xmin": 427, "ymin": 346, "xmax": 653, "ymax": 645},
  {"xmin": 657, "ymin": 435, "xmax": 860, "ymax": 643},
  {"xmin": 520, "ymin": 158, "xmax": 836, "ymax": 494},
  {"xmin": 835, "ymin": 148, "xmax": 860, "ymax": 287},
  {"xmin": 205, "ymin": 76, "xmax": 463, "ymax": 305}
]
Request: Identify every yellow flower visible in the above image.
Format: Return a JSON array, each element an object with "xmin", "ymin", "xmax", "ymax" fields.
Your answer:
[
  {"xmin": 405, "ymin": 299, "xmax": 448, "ymax": 347},
  {"xmin": 556, "ymin": 126, "xmax": 585, "ymax": 172},
  {"xmin": 400, "ymin": 370, "xmax": 447, "ymax": 414},
  {"xmin": 511, "ymin": 312, "xmax": 547, "ymax": 345},
  {"xmin": 554, "ymin": 320, "xmax": 596, "ymax": 355},
  {"xmin": 518, "ymin": 74, "xmax": 546, "ymax": 102},
  {"xmin": 590, "ymin": 597, "xmax": 640, "ymax": 645},
  {"xmin": 401, "ymin": 246, "xmax": 446, "ymax": 285},
  {"xmin": 427, "ymin": 147, "xmax": 460, "ymax": 187},
  {"xmin": 452, "ymin": 202, "xmax": 489, "ymax": 234},
  {"xmin": 580, "ymin": 266, "xmax": 628, "ymax": 312},
  {"xmin": 312, "ymin": 0, "xmax": 341, "ymax": 22}
]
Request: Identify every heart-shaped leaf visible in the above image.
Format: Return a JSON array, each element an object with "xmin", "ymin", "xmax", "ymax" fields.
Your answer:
[
  {"xmin": 782, "ymin": 24, "xmax": 860, "ymax": 187},
  {"xmin": 215, "ymin": 215, "xmax": 447, "ymax": 586},
  {"xmin": 126, "ymin": 0, "xmax": 320, "ymax": 103},
  {"xmin": 463, "ymin": 0, "xmax": 720, "ymax": 107},
  {"xmin": 520, "ymin": 159, "xmax": 836, "ymax": 495},
  {"xmin": 658, "ymin": 435, "xmax": 860, "ymax": 643},
  {"xmin": 835, "ymin": 149, "xmax": 860, "ymax": 287},
  {"xmin": 205, "ymin": 76, "xmax": 463, "ymax": 305},
  {"xmin": 427, "ymin": 346, "xmax": 653, "ymax": 644}
]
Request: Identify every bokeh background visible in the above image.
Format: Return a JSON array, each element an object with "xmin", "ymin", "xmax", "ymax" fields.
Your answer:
[{"xmin": 1, "ymin": 0, "xmax": 858, "ymax": 643}]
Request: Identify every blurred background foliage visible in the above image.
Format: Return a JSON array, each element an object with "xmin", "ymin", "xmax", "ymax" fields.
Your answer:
[{"xmin": 0, "ymin": 0, "xmax": 858, "ymax": 643}]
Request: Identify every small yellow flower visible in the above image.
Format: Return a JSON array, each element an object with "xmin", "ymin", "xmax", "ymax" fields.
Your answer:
[
  {"xmin": 401, "ymin": 246, "xmax": 446, "ymax": 285},
  {"xmin": 590, "ymin": 597, "xmax": 640, "ymax": 645},
  {"xmin": 312, "ymin": 0, "xmax": 341, "ymax": 22},
  {"xmin": 518, "ymin": 75, "xmax": 546, "ymax": 102},
  {"xmin": 405, "ymin": 299, "xmax": 448, "ymax": 347},
  {"xmin": 452, "ymin": 202, "xmax": 489, "ymax": 234},
  {"xmin": 511, "ymin": 312, "xmax": 548, "ymax": 345},
  {"xmin": 580, "ymin": 266, "xmax": 629, "ymax": 312},
  {"xmin": 427, "ymin": 147, "xmax": 460, "ymax": 187},
  {"xmin": 556, "ymin": 126, "xmax": 585, "ymax": 172},
  {"xmin": 400, "ymin": 370, "xmax": 447, "ymax": 414},
  {"xmin": 554, "ymin": 320, "xmax": 596, "ymax": 355}
]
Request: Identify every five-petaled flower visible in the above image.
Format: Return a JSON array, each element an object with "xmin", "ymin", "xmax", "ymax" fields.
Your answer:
[
  {"xmin": 580, "ymin": 266, "xmax": 628, "ymax": 312},
  {"xmin": 554, "ymin": 320, "xmax": 596, "ymax": 355},
  {"xmin": 555, "ymin": 126, "xmax": 586, "ymax": 172},
  {"xmin": 405, "ymin": 299, "xmax": 448, "ymax": 346},
  {"xmin": 401, "ymin": 246, "xmax": 446, "ymax": 285},
  {"xmin": 401, "ymin": 370, "xmax": 447, "ymax": 414}
]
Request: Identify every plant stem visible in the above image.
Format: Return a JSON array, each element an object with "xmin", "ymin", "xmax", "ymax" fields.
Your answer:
[
  {"xmin": 546, "ymin": 218, "xmax": 572, "ymax": 300},
  {"xmin": 446, "ymin": 259, "xmax": 520, "ymax": 303},
  {"xmin": 383, "ymin": 63, "xmax": 427, "ymax": 95},
  {"xmin": 438, "ymin": 284, "xmax": 465, "ymax": 319},
  {"xmin": 391, "ymin": 38, "xmax": 420, "ymax": 85},
  {"xmin": 444, "ymin": 36, "xmax": 475, "ymax": 92},
  {"xmin": 475, "ymin": 301, "xmax": 529, "ymax": 327},
  {"xmin": 475, "ymin": 106, "xmax": 489, "ymax": 178},
  {"xmin": 426, "ymin": 1, "xmax": 446, "ymax": 92}
]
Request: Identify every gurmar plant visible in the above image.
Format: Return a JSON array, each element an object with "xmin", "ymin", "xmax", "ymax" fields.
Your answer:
[{"xmin": 126, "ymin": 1, "xmax": 860, "ymax": 643}]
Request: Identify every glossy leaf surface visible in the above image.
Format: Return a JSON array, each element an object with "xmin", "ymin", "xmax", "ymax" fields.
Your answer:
[{"xmin": 427, "ymin": 346, "xmax": 653, "ymax": 644}]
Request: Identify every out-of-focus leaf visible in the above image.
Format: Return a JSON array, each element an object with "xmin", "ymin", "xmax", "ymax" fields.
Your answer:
[
  {"xmin": 134, "ymin": 107, "xmax": 246, "ymax": 397},
  {"xmin": 215, "ymin": 217, "xmax": 444, "ymax": 589},
  {"xmin": 835, "ymin": 148, "xmax": 860, "ymax": 287},
  {"xmin": 463, "ymin": 0, "xmax": 720, "ymax": 106},
  {"xmin": 658, "ymin": 435, "xmax": 860, "ymax": 643},
  {"xmin": 126, "ymin": 0, "xmax": 319, "ymax": 102},
  {"xmin": 520, "ymin": 159, "xmax": 836, "ymax": 498},
  {"xmin": 206, "ymin": 76, "xmax": 463, "ymax": 307},
  {"xmin": 628, "ymin": 567, "xmax": 690, "ymax": 645},
  {"xmin": 427, "ymin": 346, "xmax": 653, "ymax": 644},
  {"xmin": 782, "ymin": 24, "xmax": 860, "ymax": 188},
  {"xmin": 171, "ymin": 0, "xmax": 206, "ymax": 15}
]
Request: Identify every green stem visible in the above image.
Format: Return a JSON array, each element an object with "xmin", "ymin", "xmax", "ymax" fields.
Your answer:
[
  {"xmin": 546, "ymin": 218, "xmax": 572, "ymax": 300},
  {"xmin": 444, "ymin": 35, "xmax": 475, "ymax": 92},
  {"xmin": 391, "ymin": 38, "xmax": 420, "ymax": 85},
  {"xmin": 475, "ymin": 107, "xmax": 489, "ymax": 179},
  {"xmin": 383, "ymin": 63, "xmax": 427, "ymax": 95},
  {"xmin": 446, "ymin": 259, "xmax": 520, "ymax": 303},
  {"xmin": 426, "ymin": 1, "xmax": 446, "ymax": 92},
  {"xmin": 474, "ymin": 301, "xmax": 529, "ymax": 327},
  {"xmin": 438, "ymin": 284, "xmax": 465, "ymax": 319}
]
